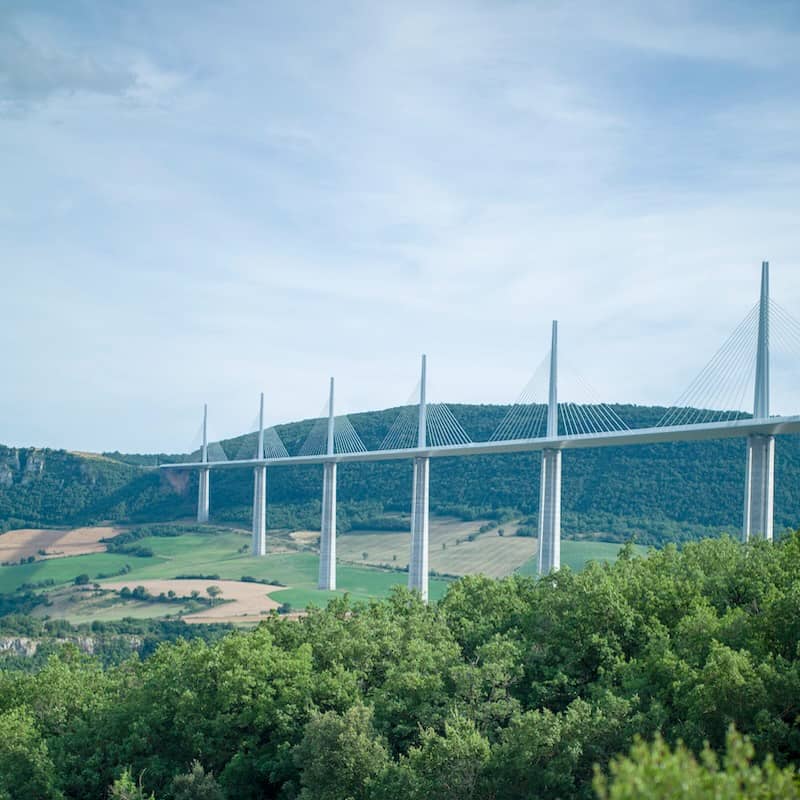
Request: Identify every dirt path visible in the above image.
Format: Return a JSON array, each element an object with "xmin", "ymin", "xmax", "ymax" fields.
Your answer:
[
  {"xmin": 101, "ymin": 578, "xmax": 286, "ymax": 623},
  {"xmin": 0, "ymin": 526, "xmax": 119, "ymax": 563}
]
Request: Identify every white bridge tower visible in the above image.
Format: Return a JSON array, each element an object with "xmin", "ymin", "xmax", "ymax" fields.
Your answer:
[
  {"xmin": 197, "ymin": 403, "xmax": 210, "ymax": 523},
  {"xmin": 408, "ymin": 355, "xmax": 430, "ymax": 601},
  {"xmin": 318, "ymin": 378, "xmax": 337, "ymax": 589},
  {"xmin": 537, "ymin": 321, "xmax": 562, "ymax": 574},
  {"xmin": 252, "ymin": 393, "xmax": 267, "ymax": 555},
  {"xmin": 743, "ymin": 261, "xmax": 774, "ymax": 541}
]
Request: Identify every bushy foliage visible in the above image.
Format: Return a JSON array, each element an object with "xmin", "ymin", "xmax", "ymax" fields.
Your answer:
[
  {"xmin": 594, "ymin": 728, "xmax": 800, "ymax": 799},
  {"xmin": 108, "ymin": 769, "xmax": 154, "ymax": 800},
  {"xmin": 169, "ymin": 761, "xmax": 224, "ymax": 800},
  {"xmin": 0, "ymin": 535, "xmax": 799, "ymax": 799}
]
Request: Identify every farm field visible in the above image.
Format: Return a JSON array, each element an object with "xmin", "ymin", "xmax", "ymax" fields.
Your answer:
[
  {"xmin": 335, "ymin": 516, "xmax": 531, "ymax": 577},
  {"xmin": 517, "ymin": 539, "xmax": 649, "ymax": 575},
  {"xmin": 0, "ymin": 526, "xmax": 451, "ymax": 618},
  {"xmin": 0, "ymin": 525, "xmax": 121, "ymax": 563},
  {"xmin": 338, "ymin": 519, "xmax": 649, "ymax": 578},
  {"xmin": 101, "ymin": 579, "xmax": 286, "ymax": 623},
  {"xmin": 0, "ymin": 551, "xmax": 167, "ymax": 594},
  {"xmin": 30, "ymin": 584, "xmax": 200, "ymax": 625},
  {"xmin": 0, "ymin": 519, "xmax": 649, "ymax": 622}
]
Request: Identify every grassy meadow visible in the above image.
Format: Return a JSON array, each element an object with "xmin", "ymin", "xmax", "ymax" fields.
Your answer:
[{"xmin": 0, "ymin": 516, "xmax": 643, "ymax": 621}]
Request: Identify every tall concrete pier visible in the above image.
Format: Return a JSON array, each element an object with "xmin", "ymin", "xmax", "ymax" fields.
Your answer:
[
  {"xmin": 252, "ymin": 393, "xmax": 267, "ymax": 556},
  {"xmin": 743, "ymin": 262, "xmax": 774, "ymax": 541},
  {"xmin": 318, "ymin": 378, "xmax": 337, "ymax": 589},
  {"xmin": 408, "ymin": 355, "xmax": 430, "ymax": 601},
  {"xmin": 197, "ymin": 403, "xmax": 210, "ymax": 523},
  {"xmin": 538, "ymin": 321, "xmax": 562, "ymax": 574}
]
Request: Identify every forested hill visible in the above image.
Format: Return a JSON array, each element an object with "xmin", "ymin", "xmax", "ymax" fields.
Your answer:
[
  {"xmin": 2, "ymin": 403, "xmax": 800, "ymax": 543},
  {"xmin": 0, "ymin": 448, "xmax": 139, "ymax": 532}
]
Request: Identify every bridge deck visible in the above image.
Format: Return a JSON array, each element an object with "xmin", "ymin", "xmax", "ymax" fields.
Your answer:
[{"xmin": 160, "ymin": 415, "xmax": 800, "ymax": 470}]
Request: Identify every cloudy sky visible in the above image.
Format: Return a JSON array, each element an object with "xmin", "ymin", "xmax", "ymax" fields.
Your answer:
[{"xmin": 1, "ymin": 0, "xmax": 799, "ymax": 453}]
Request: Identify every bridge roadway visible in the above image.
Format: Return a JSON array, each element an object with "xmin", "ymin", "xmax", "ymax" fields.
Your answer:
[{"xmin": 161, "ymin": 414, "xmax": 800, "ymax": 470}]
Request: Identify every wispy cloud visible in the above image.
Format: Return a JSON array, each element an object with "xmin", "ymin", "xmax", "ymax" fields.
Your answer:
[
  {"xmin": 0, "ymin": 16, "xmax": 135, "ymax": 111},
  {"xmin": 1, "ymin": 0, "xmax": 798, "ymax": 451}
]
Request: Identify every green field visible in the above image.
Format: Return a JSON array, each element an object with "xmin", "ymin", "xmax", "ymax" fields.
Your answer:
[
  {"xmin": 0, "ymin": 523, "xmax": 647, "ymax": 619},
  {"xmin": 0, "ymin": 552, "xmax": 169, "ymax": 594},
  {"xmin": 517, "ymin": 539, "xmax": 649, "ymax": 575},
  {"xmin": 0, "ymin": 529, "xmax": 450, "ymax": 611}
]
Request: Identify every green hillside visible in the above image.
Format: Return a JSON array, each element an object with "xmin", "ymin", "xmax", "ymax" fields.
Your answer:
[
  {"xmin": 2, "ymin": 403, "xmax": 799, "ymax": 544},
  {"xmin": 0, "ymin": 447, "xmax": 140, "ymax": 532}
]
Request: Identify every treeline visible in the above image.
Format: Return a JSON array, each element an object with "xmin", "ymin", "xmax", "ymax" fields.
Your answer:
[
  {"xmin": 0, "ymin": 615, "xmax": 233, "ymax": 671},
  {"xmin": 1, "ymin": 534, "xmax": 799, "ymax": 798}
]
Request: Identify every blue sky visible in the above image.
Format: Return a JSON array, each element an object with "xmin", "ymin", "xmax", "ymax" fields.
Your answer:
[{"xmin": 1, "ymin": 0, "xmax": 799, "ymax": 452}]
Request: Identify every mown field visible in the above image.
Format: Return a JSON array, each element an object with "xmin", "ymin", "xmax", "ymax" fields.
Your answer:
[
  {"xmin": 0, "ymin": 518, "xmax": 644, "ymax": 621},
  {"xmin": 334, "ymin": 517, "xmax": 533, "ymax": 577}
]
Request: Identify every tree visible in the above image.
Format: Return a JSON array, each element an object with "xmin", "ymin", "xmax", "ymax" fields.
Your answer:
[
  {"xmin": 0, "ymin": 708, "xmax": 62, "ymax": 800},
  {"xmin": 371, "ymin": 714, "xmax": 490, "ymax": 800},
  {"xmin": 170, "ymin": 760, "xmax": 224, "ymax": 800},
  {"xmin": 108, "ymin": 769, "xmax": 155, "ymax": 800},
  {"xmin": 207, "ymin": 585, "xmax": 223, "ymax": 600},
  {"xmin": 486, "ymin": 694, "xmax": 635, "ymax": 800},
  {"xmin": 594, "ymin": 728, "xmax": 800, "ymax": 799},
  {"xmin": 294, "ymin": 705, "xmax": 389, "ymax": 800}
]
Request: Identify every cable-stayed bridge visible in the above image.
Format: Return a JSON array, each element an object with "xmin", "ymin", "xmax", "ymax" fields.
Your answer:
[{"xmin": 162, "ymin": 262, "xmax": 800, "ymax": 601}]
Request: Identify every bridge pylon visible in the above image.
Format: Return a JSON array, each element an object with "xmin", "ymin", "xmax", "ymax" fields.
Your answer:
[
  {"xmin": 197, "ymin": 403, "xmax": 210, "ymax": 523},
  {"xmin": 408, "ymin": 355, "xmax": 430, "ymax": 602},
  {"xmin": 318, "ymin": 377, "xmax": 337, "ymax": 590},
  {"xmin": 743, "ymin": 261, "xmax": 775, "ymax": 541},
  {"xmin": 252, "ymin": 393, "xmax": 267, "ymax": 556},
  {"xmin": 538, "ymin": 321, "xmax": 562, "ymax": 574}
]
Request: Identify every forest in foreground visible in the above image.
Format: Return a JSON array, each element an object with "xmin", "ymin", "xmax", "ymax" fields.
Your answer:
[{"xmin": 1, "ymin": 534, "xmax": 799, "ymax": 799}]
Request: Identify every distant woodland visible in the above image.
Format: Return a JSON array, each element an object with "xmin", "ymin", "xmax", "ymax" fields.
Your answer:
[{"xmin": 3, "ymin": 404, "xmax": 800, "ymax": 546}]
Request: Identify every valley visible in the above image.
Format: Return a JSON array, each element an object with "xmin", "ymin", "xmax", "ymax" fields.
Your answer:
[{"xmin": 0, "ymin": 516, "xmax": 643, "ymax": 623}]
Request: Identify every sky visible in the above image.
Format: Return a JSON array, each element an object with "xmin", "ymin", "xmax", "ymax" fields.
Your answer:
[{"xmin": 1, "ymin": 0, "xmax": 799, "ymax": 453}]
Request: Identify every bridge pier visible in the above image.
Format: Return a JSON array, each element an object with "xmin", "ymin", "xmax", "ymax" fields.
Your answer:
[
  {"xmin": 743, "ymin": 262, "xmax": 775, "ymax": 542},
  {"xmin": 252, "ymin": 466, "xmax": 267, "ymax": 554},
  {"xmin": 319, "ymin": 462, "xmax": 337, "ymax": 589},
  {"xmin": 408, "ymin": 355, "xmax": 430, "ymax": 601},
  {"xmin": 409, "ymin": 456, "xmax": 430, "ymax": 601},
  {"xmin": 197, "ymin": 403, "xmax": 210, "ymax": 523},
  {"xmin": 537, "ymin": 322, "xmax": 561, "ymax": 575},
  {"xmin": 318, "ymin": 378, "xmax": 337, "ymax": 589},
  {"xmin": 198, "ymin": 469, "xmax": 210, "ymax": 523},
  {"xmin": 744, "ymin": 434, "xmax": 774, "ymax": 541},
  {"xmin": 538, "ymin": 449, "xmax": 561, "ymax": 573},
  {"xmin": 252, "ymin": 393, "xmax": 268, "ymax": 555}
]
